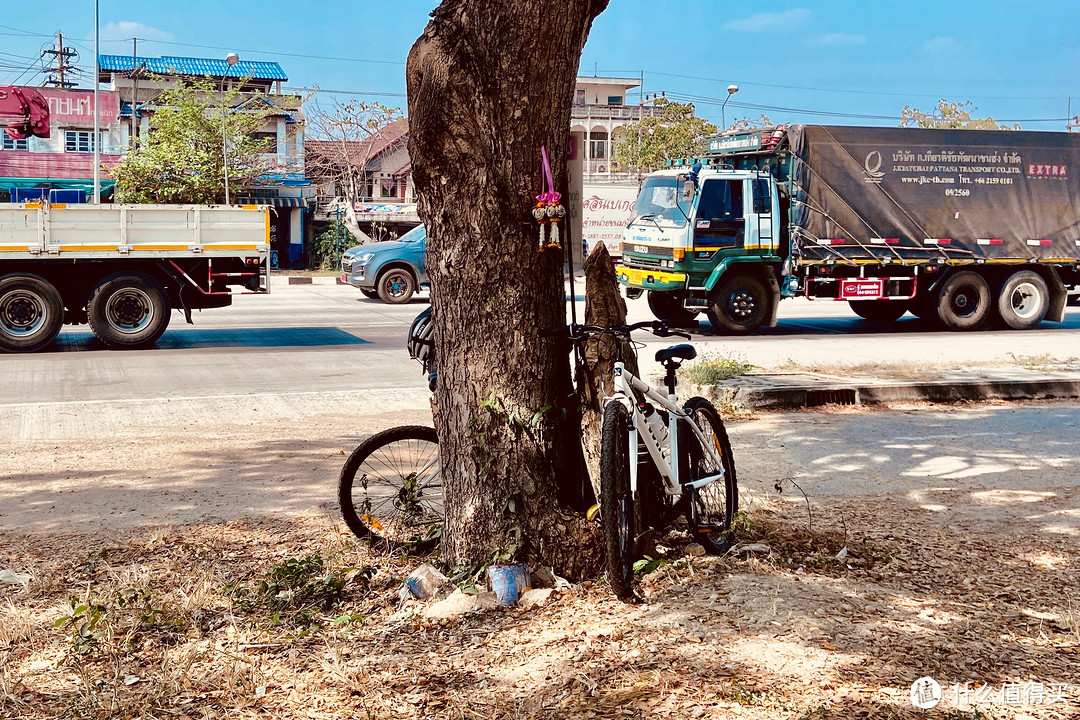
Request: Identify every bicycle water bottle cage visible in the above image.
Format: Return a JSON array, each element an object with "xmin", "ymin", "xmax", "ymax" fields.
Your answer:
[{"xmin": 655, "ymin": 344, "xmax": 697, "ymax": 367}]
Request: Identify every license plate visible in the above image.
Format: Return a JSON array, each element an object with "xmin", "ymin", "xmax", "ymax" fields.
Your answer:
[{"xmin": 840, "ymin": 279, "xmax": 884, "ymax": 300}]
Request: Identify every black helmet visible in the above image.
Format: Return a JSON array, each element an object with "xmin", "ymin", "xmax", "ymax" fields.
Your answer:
[{"xmin": 407, "ymin": 308, "xmax": 435, "ymax": 372}]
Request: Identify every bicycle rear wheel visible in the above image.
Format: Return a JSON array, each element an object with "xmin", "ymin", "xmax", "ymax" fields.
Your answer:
[
  {"xmin": 680, "ymin": 397, "xmax": 738, "ymax": 553},
  {"xmin": 600, "ymin": 400, "xmax": 636, "ymax": 599},
  {"xmin": 338, "ymin": 425, "xmax": 442, "ymax": 552}
]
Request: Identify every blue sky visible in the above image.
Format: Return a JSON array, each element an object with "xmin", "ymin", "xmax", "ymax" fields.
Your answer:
[{"xmin": 2, "ymin": 1, "xmax": 1078, "ymax": 130}]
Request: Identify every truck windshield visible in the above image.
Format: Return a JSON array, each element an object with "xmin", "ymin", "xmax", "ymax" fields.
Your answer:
[{"xmin": 633, "ymin": 177, "xmax": 689, "ymax": 228}]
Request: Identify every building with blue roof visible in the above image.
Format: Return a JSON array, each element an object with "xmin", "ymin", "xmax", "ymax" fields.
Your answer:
[{"xmin": 99, "ymin": 54, "xmax": 313, "ymax": 267}]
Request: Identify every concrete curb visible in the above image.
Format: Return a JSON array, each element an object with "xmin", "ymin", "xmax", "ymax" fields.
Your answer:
[
  {"xmin": 269, "ymin": 275, "xmax": 345, "ymax": 287},
  {"xmin": 689, "ymin": 373, "xmax": 1080, "ymax": 411}
]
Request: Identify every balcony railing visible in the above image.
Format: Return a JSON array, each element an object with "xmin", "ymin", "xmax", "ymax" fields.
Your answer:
[{"xmin": 571, "ymin": 105, "xmax": 665, "ymax": 122}]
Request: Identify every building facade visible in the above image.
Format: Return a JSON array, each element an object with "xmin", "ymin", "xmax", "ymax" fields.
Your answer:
[
  {"xmin": 571, "ymin": 76, "xmax": 664, "ymax": 180},
  {"xmin": 0, "ymin": 87, "xmax": 125, "ymax": 201}
]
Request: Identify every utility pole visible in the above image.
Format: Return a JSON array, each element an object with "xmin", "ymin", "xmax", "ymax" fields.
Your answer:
[
  {"xmin": 42, "ymin": 33, "xmax": 78, "ymax": 88},
  {"xmin": 131, "ymin": 38, "xmax": 140, "ymax": 147}
]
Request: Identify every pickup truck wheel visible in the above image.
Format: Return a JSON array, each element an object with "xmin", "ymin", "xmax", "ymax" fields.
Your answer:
[
  {"xmin": 936, "ymin": 271, "xmax": 990, "ymax": 330},
  {"xmin": 848, "ymin": 299, "xmax": 908, "ymax": 322},
  {"xmin": 377, "ymin": 268, "xmax": 415, "ymax": 304},
  {"xmin": 647, "ymin": 291, "xmax": 699, "ymax": 322},
  {"xmin": 360, "ymin": 288, "xmax": 379, "ymax": 300},
  {"xmin": 993, "ymin": 270, "xmax": 1048, "ymax": 330},
  {"xmin": 0, "ymin": 273, "xmax": 64, "ymax": 353},
  {"xmin": 87, "ymin": 272, "xmax": 171, "ymax": 349},
  {"xmin": 707, "ymin": 275, "xmax": 769, "ymax": 335}
]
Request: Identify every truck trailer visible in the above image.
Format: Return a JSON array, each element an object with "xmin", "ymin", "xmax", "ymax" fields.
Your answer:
[
  {"xmin": 616, "ymin": 124, "xmax": 1080, "ymax": 334},
  {"xmin": 0, "ymin": 202, "xmax": 269, "ymax": 352}
]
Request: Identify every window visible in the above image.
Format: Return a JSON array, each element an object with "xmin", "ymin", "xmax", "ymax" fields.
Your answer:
[
  {"xmin": 574, "ymin": 89, "xmax": 585, "ymax": 106},
  {"xmin": 696, "ymin": 180, "xmax": 745, "ymax": 222},
  {"xmin": 64, "ymin": 130, "xmax": 99, "ymax": 153},
  {"xmin": 250, "ymin": 131, "xmax": 278, "ymax": 153},
  {"xmin": 589, "ymin": 131, "xmax": 608, "ymax": 160},
  {"xmin": 607, "ymin": 96, "xmax": 623, "ymax": 106},
  {"xmin": 2, "ymin": 136, "xmax": 28, "ymax": 151}
]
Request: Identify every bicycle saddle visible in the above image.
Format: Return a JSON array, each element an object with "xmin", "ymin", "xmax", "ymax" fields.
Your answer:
[{"xmin": 655, "ymin": 344, "xmax": 697, "ymax": 363}]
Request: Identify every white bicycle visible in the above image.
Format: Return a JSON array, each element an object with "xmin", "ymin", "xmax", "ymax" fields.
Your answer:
[{"xmin": 570, "ymin": 320, "xmax": 738, "ymax": 598}]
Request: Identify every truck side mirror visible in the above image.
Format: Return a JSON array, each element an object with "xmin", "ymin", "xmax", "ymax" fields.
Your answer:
[{"xmin": 680, "ymin": 178, "xmax": 696, "ymax": 203}]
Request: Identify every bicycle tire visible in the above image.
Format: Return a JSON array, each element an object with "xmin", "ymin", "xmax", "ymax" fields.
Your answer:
[
  {"xmin": 679, "ymin": 397, "xmax": 738, "ymax": 553},
  {"xmin": 600, "ymin": 400, "xmax": 636, "ymax": 599},
  {"xmin": 338, "ymin": 425, "xmax": 442, "ymax": 552}
]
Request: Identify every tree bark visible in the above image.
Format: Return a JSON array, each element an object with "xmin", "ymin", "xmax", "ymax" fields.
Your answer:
[
  {"xmin": 407, "ymin": 0, "xmax": 609, "ymax": 579},
  {"xmin": 579, "ymin": 243, "xmax": 637, "ymax": 502}
]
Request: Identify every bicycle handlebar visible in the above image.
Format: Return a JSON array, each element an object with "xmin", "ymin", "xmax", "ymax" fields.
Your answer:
[{"xmin": 542, "ymin": 319, "xmax": 696, "ymax": 342}]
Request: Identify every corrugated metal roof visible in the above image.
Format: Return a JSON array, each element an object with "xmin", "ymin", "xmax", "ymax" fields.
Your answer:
[{"xmin": 99, "ymin": 55, "xmax": 288, "ymax": 81}]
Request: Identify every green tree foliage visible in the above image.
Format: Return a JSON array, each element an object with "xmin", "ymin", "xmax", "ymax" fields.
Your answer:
[
  {"xmin": 611, "ymin": 98, "xmax": 718, "ymax": 174},
  {"xmin": 111, "ymin": 77, "xmax": 275, "ymax": 203},
  {"xmin": 900, "ymin": 99, "xmax": 1019, "ymax": 130}
]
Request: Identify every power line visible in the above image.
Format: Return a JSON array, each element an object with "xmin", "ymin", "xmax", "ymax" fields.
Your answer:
[{"xmin": 605, "ymin": 69, "xmax": 1065, "ymax": 102}]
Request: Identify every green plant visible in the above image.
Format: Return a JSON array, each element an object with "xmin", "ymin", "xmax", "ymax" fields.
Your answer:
[
  {"xmin": 226, "ymin": 554, "xmax": 352, "ymax": 632},
  {"xmin": 112, "ymin": 76, "xmax": 278, "ymax": 204},
  {"xmin": 308, "ymin": 220, "xmax": 360, "ymax": 270},
  {"xmin": 681, "ymin": 353, "xmax": 755, "ymax": 385}
]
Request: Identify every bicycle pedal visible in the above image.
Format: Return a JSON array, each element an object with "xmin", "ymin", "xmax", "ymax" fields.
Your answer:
[{"xmin": 586, "ymin": 504, "xmax": 601, "ymax": 522}]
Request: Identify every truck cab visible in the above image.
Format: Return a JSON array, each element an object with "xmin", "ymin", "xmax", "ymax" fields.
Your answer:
[{"xmin": 618, "ymin": 163, "xmax": 783, "ymax": 333}]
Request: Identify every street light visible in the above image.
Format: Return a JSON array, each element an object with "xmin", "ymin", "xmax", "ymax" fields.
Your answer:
[
  {"xmin": 221, "ymin": 52, "xmax": 239, "ymax": 205},
  {"xmin": 721, "ymin": 84, "xmax": 739, "ymax": 132}
]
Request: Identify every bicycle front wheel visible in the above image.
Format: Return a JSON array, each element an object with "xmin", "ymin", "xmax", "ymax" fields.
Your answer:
[
  {"xmin": 600, "ymin": 400, "xmax": 636, "ymax": 599},
  {"xmin": 680, "ymin": 397, "xmax": 738, "ymax": 553},
  {"xmin": 338, "ymin": 425, "xmax": 443, "ymax": 552}
]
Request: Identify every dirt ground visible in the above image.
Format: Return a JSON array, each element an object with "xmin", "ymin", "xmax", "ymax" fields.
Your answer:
[{"xmin": 1, "ymin": 401, "xmax": 1077, "ymax": 719}]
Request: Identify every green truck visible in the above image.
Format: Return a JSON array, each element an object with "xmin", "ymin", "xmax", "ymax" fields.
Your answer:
[{"xmin": 616, "ymin": 124, "xmax": 1080, "ymax": 333}]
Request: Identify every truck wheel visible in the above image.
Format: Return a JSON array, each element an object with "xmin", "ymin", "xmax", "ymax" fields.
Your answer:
[
  {"xmin": 377, "ymin": 268, "xmax": 415, "ymax": 304},
  {"xmin": 87, "ymin": 272, "xmax": 171, "ymax": 349},
  {"xmin": 936, "ymin": 271, "xmax": 990, "ymax": 330},
  {"xmin": 994, "ymin": 270, "xmax": 1048, "ymax": 330},
  {"xmin": 647, "ymin": 291, "xmax": 699, "ymax": 322},
  {"xmin": 707, "ymin": 275, "xmax": 769, "ymax": 335},
  {"xmin": 360, "ymin": 288, "xmax": 379, "ymax": 300},
  {"xmin": 848, "ymin": 299, "xmax": 908, "ymax": 322},
  {"xmin": 0, "ymin": 273, "xmax": 64, "ymax": 353}
]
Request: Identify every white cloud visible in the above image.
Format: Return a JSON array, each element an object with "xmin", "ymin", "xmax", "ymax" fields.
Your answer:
[
  {"xmin": 809, "ymin": 32, "xmax": 866, "ymax": 47},
  {"xmin": 100, "ymin": 22, "xmax": 173, "ymax": 43},
  {"xmin": 723, "ymin": 9, "xmax": 811, "ymax": 32},
  {"xmin": 921, "ymin": 37, "xmax": 958, "ymax": 54}
]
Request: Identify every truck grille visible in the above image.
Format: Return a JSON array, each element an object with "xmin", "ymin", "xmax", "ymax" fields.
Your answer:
[{"xmin": 623, "ymin": 256, "xmax": 666, "ymax": 271}]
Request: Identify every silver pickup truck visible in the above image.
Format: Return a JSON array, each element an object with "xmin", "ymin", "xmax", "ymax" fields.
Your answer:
[{"xmin": 340, "ymin": 224, "xmax": 428, "ymax": 303}]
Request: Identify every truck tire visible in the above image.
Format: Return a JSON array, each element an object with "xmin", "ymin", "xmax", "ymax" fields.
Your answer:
[
  {"xmin": 377, "ymin": 267, "xmax": 416, "ymax": 304},
  {"xmin": 993, "ymin": 270, "xmax": 1048, "ymax": 330},
  {"xmin": 707, "ymin": 275, "xmax": 769, "ymax": 335},
  {"xmin": 936, "ymin": 271, "xmax": 990, "ymax": 331},
  {"xmin": 849, "ymin": 299, "xmax": 908, "ymax": 322},
  {"xmin": 87, "ymin": 272, "xmax": 171, "ymax": 349},
  {"xmin": 360, "ymin": 288, "xmax": 379, "ymax": 300},
  {"xmin": 0, "ymin": 273, "xmax": 64, "ymax": 353},
  {"xmin": 647, "ymin": 291, "xmax": 699, "ymax": 322}
]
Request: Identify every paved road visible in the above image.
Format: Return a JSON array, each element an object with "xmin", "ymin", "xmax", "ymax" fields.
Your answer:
[{"xmin": 4, "ymin": 283, "xmax": 1079, "ymax": 408}]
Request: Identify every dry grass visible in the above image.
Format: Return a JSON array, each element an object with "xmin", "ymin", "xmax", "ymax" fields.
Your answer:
[{"xmin": 1, "ymin": 508, "xmax": 1076, "ymax": 720}]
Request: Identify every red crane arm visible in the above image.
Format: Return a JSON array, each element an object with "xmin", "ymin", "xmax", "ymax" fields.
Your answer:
[{"xmin": 0, "ymin": 85, "xmax": 51, "ymax": 141}]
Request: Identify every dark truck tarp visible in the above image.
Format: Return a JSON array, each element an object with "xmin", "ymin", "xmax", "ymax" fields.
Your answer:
[{"xmin": 787, "ymin": 124, "xmax": 1080, "ymax": 263}]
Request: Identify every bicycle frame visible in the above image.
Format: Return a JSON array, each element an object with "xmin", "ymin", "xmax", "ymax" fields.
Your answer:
[{"xmin": 604, "ymin": 360, "xmax": 726, "ymax": 500}]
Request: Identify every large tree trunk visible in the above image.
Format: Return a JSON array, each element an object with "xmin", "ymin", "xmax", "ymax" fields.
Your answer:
[{"xmin": 407, "ymin": 0, "xmax": 608, "ymax": 579}]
